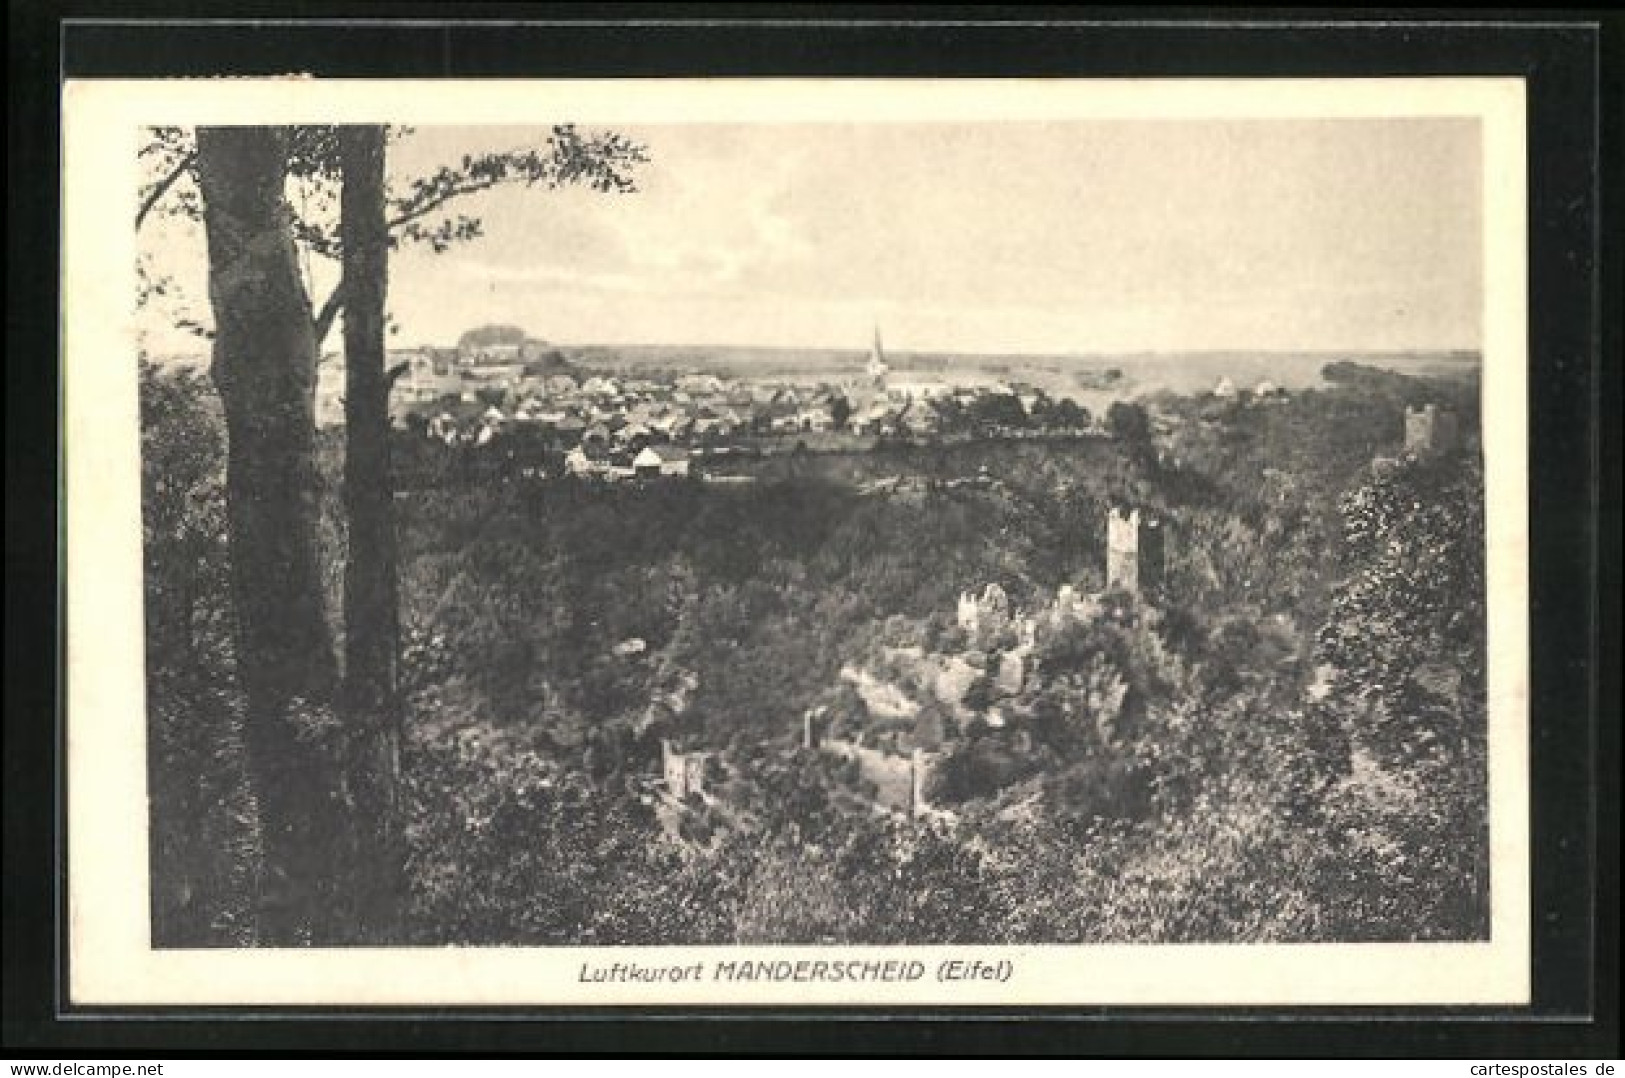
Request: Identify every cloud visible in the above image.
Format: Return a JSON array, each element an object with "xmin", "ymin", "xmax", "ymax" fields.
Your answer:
[{"xmin": 146, "ymin": 120, "xmax": 1483, "ymax": 355}]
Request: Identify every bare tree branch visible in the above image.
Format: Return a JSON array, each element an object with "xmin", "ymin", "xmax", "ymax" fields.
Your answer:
[
  {"xmin": 314, "ymin": 283, "xmax": 345, "ymax": 345},
  {"xmin": 136, "ymin": 150, "xmax": 197, "ymax": 231},
  {"xmin": 386, "ymin": 176, "xmax": 507, "ymax": 232}
]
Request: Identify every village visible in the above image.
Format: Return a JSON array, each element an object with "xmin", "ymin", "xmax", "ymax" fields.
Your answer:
[{"xmin": 315, "ymin": 324, "xmax": 1157, "ymax": 483}]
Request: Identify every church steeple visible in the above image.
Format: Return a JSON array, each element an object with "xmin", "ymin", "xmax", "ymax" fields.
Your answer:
[{"xmin": 867, "ymin": 323, "xmax": 888, "ymax": 384}]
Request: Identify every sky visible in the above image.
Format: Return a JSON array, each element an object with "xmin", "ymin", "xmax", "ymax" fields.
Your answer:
[{"xmin": 138, "ymin": 118, "xmax": 1483, "ymax": 357}]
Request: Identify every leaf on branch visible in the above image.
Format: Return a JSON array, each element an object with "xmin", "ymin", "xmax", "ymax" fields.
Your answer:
[
  {"xmin": 396, "ymin": 214, "xmax": 484, "ymax": 254},
  {"xmin": 382, "ymin": 124, "xmax": 649, "ymax": 249},
  {"xmin": 285, "ymin": 125, "xmax": 344, "ymax": 184},
  {"xmin": 136, "ymin": 126, "xmax": 202, "ymax": 227},
  {"xmin": 289, "ymin": 213, "xmax": 344, "ymax": 261}
]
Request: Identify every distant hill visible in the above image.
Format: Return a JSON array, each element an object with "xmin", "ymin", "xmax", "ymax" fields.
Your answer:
[
  {"xmin": 560, "ymin": 342, "xmax": 1479, "ymax": 387},
  {"xmin": 522, "ymin": 347, "xmax": 576, "ymax": 376},
  {"xmin": 453, "ymin": 324, "xmax": 575, "ymax": 373},
  {"xmin": 1319, "ymin": 359, "xmax": 1476, "ymax": 399},
  {"xmin": 457, "ymin": 324, "xmax": 534, "ymax": 351}
]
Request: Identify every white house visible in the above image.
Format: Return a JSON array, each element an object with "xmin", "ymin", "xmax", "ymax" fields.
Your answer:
[
  {"xmin": 796, "ymin": 405, "xmax": 835, "ymax": 432},
  {"xmin": 633, "ymin": 445, "xmax": 692, "ymax": 478},
  {"xmin": 678, "ymin": 373, "xmax": 726, "ymax": 394},
  {"xmin": 565, "ymin": 446, "xmax": 601, "ymax": 478},
  {"xmin": 886, "ymin": 377, "xmax": 950, "ymax": 402},
  {"xmin": 619, "ymin": 421, "xmax": 654, "ymax": 445},
  {"xmin": 427, "ymin": 411, "xmax": 458, "ymax": 445}
]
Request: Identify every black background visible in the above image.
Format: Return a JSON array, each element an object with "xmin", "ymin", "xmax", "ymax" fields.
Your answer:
[{"xmin": 6, "ymin": 5, "xmax": 1619, "ymax": 1058}]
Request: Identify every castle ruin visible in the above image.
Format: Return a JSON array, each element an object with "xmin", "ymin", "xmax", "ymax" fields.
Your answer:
[
  {"xmin": 661, "ymin": 739, "xmax": 711, "ymax": 800},
  {"xmin": 956, "ymin": 581, "xmax": 1010, "ymax": 634},
  {"xmin": 1106, "ymin": 507, "xmax": 1164, "ymax": 595},
  {"xmin": 1403, "ymin": 404, "xmax": 1459, "ymax": 459},
  {"xmin": 818, "ymin": 736, "xmax": 936, "ymax": 818}
]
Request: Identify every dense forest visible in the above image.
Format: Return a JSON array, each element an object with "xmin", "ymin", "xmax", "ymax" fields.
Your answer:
[{"xmin": 143, "ymin": 359, "xmax": 1487, "ymax": 946}]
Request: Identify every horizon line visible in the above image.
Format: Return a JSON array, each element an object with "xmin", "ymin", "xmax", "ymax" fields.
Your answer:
[{"xmin": 148, "ymin": 340, "xmax": 1483, "ymax": 361}]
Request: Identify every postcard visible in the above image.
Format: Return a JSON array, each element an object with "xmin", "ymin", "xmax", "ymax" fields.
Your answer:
[{"xmin": 63, "ymin": 75, "xmax": 1529, "ymax": 1006}]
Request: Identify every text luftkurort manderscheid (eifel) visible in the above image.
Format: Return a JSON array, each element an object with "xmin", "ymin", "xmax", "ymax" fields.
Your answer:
[{"xmin": 577, "ymin": 957, "xmax": 1013, "ymax": 985}]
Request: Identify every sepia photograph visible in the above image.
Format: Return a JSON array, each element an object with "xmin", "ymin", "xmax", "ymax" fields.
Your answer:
[{"xmin": 62, "ymin": 76, "xmax": 1532, "ymax": 1006}]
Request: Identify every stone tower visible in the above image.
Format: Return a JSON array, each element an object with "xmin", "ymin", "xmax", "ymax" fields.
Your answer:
[
  {"xmin": 956, "ymin": 591, "xmax": 981, "ymax": 632},
  {"xmin": 1404, "ymin": 404, "xmax": 1459, "ymax": 458},
  {"xmin": 1106, "ymin": 507, "xmax": 1164, "ymax": 595},
  {"xmin": 802, "ymin": 707, "xmax": 826, "ymax": 750},
  {"xmin": 910, "ymin": 747, "xmax": 929, "ymax": 818}
]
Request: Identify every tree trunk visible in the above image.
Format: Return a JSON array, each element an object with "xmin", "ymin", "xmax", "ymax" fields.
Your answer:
[
  {"xmin": 338, "ymin": 123, "xmax": 405, "ymax": 941},
  {"xmin": 196, "ymin": 126, "xmax": 343, "ymax": 945}
]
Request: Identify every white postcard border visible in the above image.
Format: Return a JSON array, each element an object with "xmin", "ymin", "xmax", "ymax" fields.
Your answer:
[{"xmin": 63, "ymin": 76, "xmax": 1530, "ymax": 1007}]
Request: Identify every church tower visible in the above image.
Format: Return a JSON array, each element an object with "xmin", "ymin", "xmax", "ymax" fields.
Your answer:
[
  {"xmin": 866, "ymin": 324, "xmax": 889, "ymax": 386},
  {"xmin": 1106, "ymin": 507, "xmax": 1164, "ymax": 595}
]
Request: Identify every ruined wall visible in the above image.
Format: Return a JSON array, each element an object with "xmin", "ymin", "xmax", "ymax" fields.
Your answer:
[
  {"xmin": 821, "ymin": 738, "xmax": 938, "ymax": 816},
  {"xmin": 1107, "ymin": 508, "xmax": 1164, "ymax": 594},
  {"xmin": 957, "ymin": 582, "xmax": 1010, "ymax": 635},
  {"xmin": 956, "ymin": 592, "xmax": 980, "ymax": 631},
  {"xmin": 661, "ymin": 739, "xmax": 709, "ymax": 800}
]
